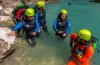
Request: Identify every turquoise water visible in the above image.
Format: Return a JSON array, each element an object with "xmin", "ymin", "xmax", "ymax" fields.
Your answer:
[{"xmin": 0, "ymin": 0, "xmax": 100, "ymax": 65}]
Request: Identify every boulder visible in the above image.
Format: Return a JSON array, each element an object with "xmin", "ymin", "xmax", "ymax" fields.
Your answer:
[
  {"xmin": 0, "ymin": 6, "xmax": 3, "ymax": 10},
  {"xmin": 4, "ymin": 8, "xmax": 13, "ymax": 16},
  {"xmin": 0, "ymin": 16, "xmax": 11, "ymax": 23},
  {"xmin": 0, "ymin": 27, "xmax": 16, "ymax": 62}
]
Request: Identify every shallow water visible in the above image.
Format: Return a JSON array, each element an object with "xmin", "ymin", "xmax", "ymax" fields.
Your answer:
[{"xmin": 0, "ymin": 0, "xmax": 100, "ymax": 65}]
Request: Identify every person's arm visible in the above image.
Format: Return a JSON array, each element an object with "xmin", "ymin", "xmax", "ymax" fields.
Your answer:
[
  {"xmin": 12, "ymin": 22, "xmax": 23, "ymax": 31},
  {"xmin": 34, "ymin": 14, "xmax": 40, "ymax": 33},
  {"xmin": 16, "ymin": 8, "xmax": 23, "ymax": 20},
  {"xmin": 53, "ymin": 20, "xmax": 59, "ymax": 32},
  {"xmin": 78, "ymin": 45, "xmax": 94, "ymax": 63},
  {"xmin": 70, "ymin": 33, "xmax": 77, "ymax": 48},
  {"xmin": 66, "ymin": 20, "xmax": 71, "ymax": 34}
]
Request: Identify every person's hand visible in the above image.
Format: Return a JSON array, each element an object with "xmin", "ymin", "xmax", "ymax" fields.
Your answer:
[
  {"xmin": 62, "ymin": 33, "xmax": 66, "ymax": 37},
  {"xmin": 26, "ymin": 24, "xmax": 30, "ymax": 28},
  {"xmin": 58, "ymin": 31, "xmax": 63, "ymax": 34},
  {"xmin": 38, "ymin": 27, "xmax": 42, "ymax": 32},
  {"xmin": 40, "ymin": 13, "xmax": 43, "ymax": 16},
  {"xmin": 32, "ymin": 32, "xmax": 36, "ymax": 36},
  {"xmin": 8, "ymin": 31, "xmax": 16, "ymax": 36},
  {"xmin": 38, "ymin": 29, "xmax": 42, "ymax": 33}
]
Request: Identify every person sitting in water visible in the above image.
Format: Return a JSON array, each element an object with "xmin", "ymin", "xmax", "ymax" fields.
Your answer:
[
  {"xmin": 12, "ymin": 2, "xmax": 29, "ymax": 33},
  {"xmin": 8, "ymin": 8, "xmax": 40, "ymax": 46},
  {"xmin": 53, "ymin": 9, "xmax": 71, "ymax": 38},
  {"xmin": 67, "ymin": 29, "xmax": 97, "ymax": 65},
  {"xmin": 34, "ymin": 1, "xmax": 47, "ymax": 31}
]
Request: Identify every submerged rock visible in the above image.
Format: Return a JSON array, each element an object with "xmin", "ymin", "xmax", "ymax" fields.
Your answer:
[{"xmin": 0, "ymin": 27, "xmax": 16, "ymax": 62}]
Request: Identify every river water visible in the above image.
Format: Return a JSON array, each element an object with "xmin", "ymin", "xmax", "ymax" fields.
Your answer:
[{"xmin": 0, "ymin": 0, "xmax": 100, "ymax": 65}]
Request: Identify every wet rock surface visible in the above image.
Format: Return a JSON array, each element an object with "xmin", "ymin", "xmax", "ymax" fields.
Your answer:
[
  {"xmin": 0, "ymin": 27, "xmax": 16, "ymax": 62},
  {"xmin": 0, "ymin": 0, "xmax": 58, "ymax": 23}
]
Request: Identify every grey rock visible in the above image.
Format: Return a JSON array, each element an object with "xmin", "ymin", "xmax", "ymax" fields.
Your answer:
[{"xmin": 0, "ymin": 27, "xmax": 16, "ymax": 62}]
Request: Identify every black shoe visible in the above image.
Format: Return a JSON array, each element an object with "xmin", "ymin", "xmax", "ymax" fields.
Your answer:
[{"xmin": 27, "ymin": 37, "xmax": 36, "ymax": 46}]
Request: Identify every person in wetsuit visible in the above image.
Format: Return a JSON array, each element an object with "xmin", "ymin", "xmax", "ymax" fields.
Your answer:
[
  {"xmin": 53, "ymin": 9, "xmax": 71, "ymax": 38},
  {"xmin": 9, "ymin": 8, "xmax": 40, "ymax": 46}
]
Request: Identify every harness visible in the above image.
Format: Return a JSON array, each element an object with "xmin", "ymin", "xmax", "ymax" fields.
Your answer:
[
  {"xmin": 35, "ymin": 6, "xmax": 45, "ymax": 21},
  {"xmin": 57, "ymin": 19, "xmax": 68, "ymax": 31},
  {"xmin": 22, "ymin": 15, "xmax": 36, "ymax": 30},
  {"xmin": 73, "ymin": 37, "xmax": 96, "ymax": 54}
]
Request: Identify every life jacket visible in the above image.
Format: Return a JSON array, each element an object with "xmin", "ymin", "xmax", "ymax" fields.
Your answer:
[
  {"xmin": 73, "ymin": 36, "xmax": 96, "ymax": 55},
  {"xmin": 57, "ymin": 19, "xmax": 68, "ymax": 31},
  {"xmin": 22, "ymin": 15, "xmax": 36, "ymax": 30},
  {"xmin": 35, "ymin": 6, "xmax": 46, "ymax": 21}
]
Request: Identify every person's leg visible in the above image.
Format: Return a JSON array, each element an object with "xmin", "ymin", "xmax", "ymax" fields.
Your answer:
[
  {"xmin": 41, "ymin": 20, "xmax": 47, "ymax": 31},
  {"xmin": 25, "ymin": 30, "xmax": 36, "ymax": 46},
  {"xmin": 53, "ymin": 27, "xmax": 64, "ymax": 37},
  {"xmin": 68, "ymin": 56, "xmax": 89, "ymax": 65},
  {"xmin": 56, "ymin": 32, "xmax": 65, "ymax": 38},
  {"xmin": 67, "ymin": 59, "xmax": 76, "ymax": 65},
  {"xmin": 17, "ymin": 28, "xmax": 21, "ymax": 34},
  {"xmin": 58, "ymin": 30, "xmax": 67, "ymax": 38},
  {"xmin": 35, "ymin": 25, "xmax": 42, "ymax": 37},
  {"xmin": 43, "ymin": 24, "xmax": 47, "ymax": 31},
  {"xmin": 13, "ymin": 16, "xmax": 22, "ymax": 34},
  {"xmin": 36, "ymin": 32, "xmax": 40, "ymax": 37},
  {"xmin": 80, "ymin": 62, "xmax": 89, "ymax": 65}
]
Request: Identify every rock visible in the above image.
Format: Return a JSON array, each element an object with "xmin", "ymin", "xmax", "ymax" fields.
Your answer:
[
  {"xmin": 0, "ymin": 0, "xmax": 58, "ymax": 23},
  {"xmin": 4, "ymin": 8, "xmax": 13, "ymax": 16},
  {"xmin": 0, "ymin": 6, "xmax": 3, "ymax": 10},
  {"xmin": 4, "ymin": 10, "xmax": 11, "ymax": 16},
  {"xmin": 0, "ymin": 7, "xmax": 13, "ymax": 16},
  {"xmin": 0, "ymin": 0, "xmax": 3, "ymax": 3},
  {"xmin": 0, "ymin": 6, "xmax": 4, "ymax": 15},
  {"xmin": 0, "ymin": 16, "xmax": 11, "ymax": 23},
  {"xmin": 0, "ymin": 10, "xmax": 4, "ymax": 15},
  {"xmin": 0, "ymin": 27, "xmax": 16, "ymax": 62}
]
